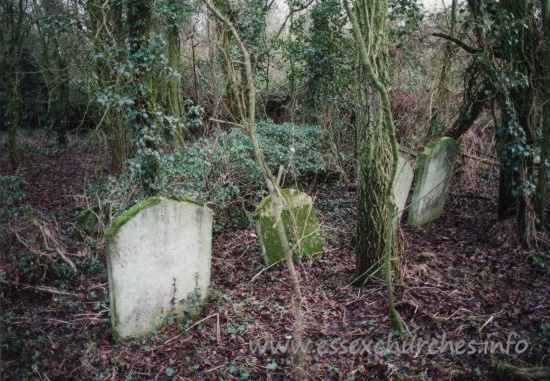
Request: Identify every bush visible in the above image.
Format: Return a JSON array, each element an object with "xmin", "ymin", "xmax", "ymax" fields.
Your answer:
[
  {"xmin": 91, "ymin": 121, "xmax": 329, "ymax": 229},
  {"xmin": 160, "ymin": 121, "xmax": 328, "ymax": 225}
]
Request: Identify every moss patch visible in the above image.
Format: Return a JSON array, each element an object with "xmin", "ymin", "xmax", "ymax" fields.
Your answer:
[
  {"xmin": 76, "ymin": 205, "xmax": 102, "ymax": 237},
  {"xmin": 105, "ymin": 195, "xmax": 204, "ymax": 238},
  {"xmin": 253, "ymin": 189, "xmax": 323, "ymax": 265}
]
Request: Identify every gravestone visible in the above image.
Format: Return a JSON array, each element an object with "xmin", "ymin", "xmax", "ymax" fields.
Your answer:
[
  {"xmin": 105, "ymin": 197, "xmax": 213, "ymax": 340},
  {"xmin": 407, "ymin": 137, "xmax": 459, "ymax": 227},
  {"xmin": 392, "ymin": 157, "xmax": 414, "ymax": 222},
  {"xmin": 253, "ymin": 189, "xmax": 323, "ymax": 265}
]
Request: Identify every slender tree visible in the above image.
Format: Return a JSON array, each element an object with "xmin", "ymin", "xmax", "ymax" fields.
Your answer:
[
  {"xmin": 203, "ymin": 1, "xmax": 308, "ymax": 377},
  {"xmin": 440, "ymin": 0, "xmax": 540, "ymax": 246},
  {"xmin": 2, "ymin": 0, "xmax": 29, "ymax": 169},
  {"xmin": 343, "ymin": 0, "xmax": 403, "ymax": 332}
]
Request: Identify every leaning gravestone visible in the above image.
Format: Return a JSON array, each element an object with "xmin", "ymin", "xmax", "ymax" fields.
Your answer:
[
  {"xmin": 253, "ymin": 189, "xmax": 323, "ymax": 265},
  {"xmin": 407, "ymin": 137, "xmax": 459, "ymax": 227},
  {"xmin": 392, "ymin": 156, "xmax": 414, "ymax": 222},
  {"xmin": 105, "ymin": 197, "xmax": 213, "ymax": 340}
]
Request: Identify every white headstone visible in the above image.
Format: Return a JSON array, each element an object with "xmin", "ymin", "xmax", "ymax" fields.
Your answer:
[
  {"xmin": 105, "ymin": 197, "xmax": 213, "ymax": 340},
  {"xmin": 407, "ymin": 137, "xmax": 459, "ymax": 227}
]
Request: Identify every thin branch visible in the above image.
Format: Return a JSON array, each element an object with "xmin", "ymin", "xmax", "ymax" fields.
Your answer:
[{"xmin": 432, "ymin": 32, "xmax": 482, "ymax": 54}]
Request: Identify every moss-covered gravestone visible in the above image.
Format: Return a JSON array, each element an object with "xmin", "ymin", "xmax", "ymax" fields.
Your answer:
[
  {"xmin": 253, "ymin": 189, "xmax": 323, "ymax": 265},
  {"xmin": 105, "ymin": 197, "xmax": 213, "ymax": 340},
  {"xmin": 407, "ymin": 137, "xmax": 459, "ymax": 227},
  {"xmin": 76, "ymin": 204, "xmax": 103, "ymax": 237}
]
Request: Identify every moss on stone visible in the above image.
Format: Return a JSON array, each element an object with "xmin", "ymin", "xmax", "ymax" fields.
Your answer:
[
  {"xmin": 76, "ymin": 205, "xmax": 101, "ymax": 237},
  {"xmin": 105, "ymin": 195, "xmax": 204, "ymax": 238},
  {"xmin": 105, "ymin": 197, "xmax": 164, "ymax": 238},
  {"xmin": 253, "ymin": 189, "xmax": 323, "ymax": 265}
]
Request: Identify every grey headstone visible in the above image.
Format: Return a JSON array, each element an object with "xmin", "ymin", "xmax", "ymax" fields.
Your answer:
[
  {"xmin": 407, "ymin": 137, "xmax": 459, "ymax": 227},
  {"xmin": 392, "ymin": 157, "xmax": 414, "ymax": 222},
  {"xmin": 105, "ymin": 197, "xmax": 213, "ymax": 340}
]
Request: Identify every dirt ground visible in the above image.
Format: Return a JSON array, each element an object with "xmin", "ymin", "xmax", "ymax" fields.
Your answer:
[{"xmin": 1, "ymin": 137, "xmax": 549, "ymax": 380}]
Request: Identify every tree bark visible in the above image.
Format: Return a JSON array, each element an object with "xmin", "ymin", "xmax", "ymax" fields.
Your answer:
[
  {"xmin": 496, "ymin": 0, "xmax": 536, "ymax": 247},
  {"xmin": 127, "ymin": 0, "xmax": 159, "ymax": 195},
  {"xmin": 536, "ymin": 0, "xmax": 550, "ymax": 224},
  {"xmin": 343, "ymin": 0, "xmax": 403, "ymax": 333}
]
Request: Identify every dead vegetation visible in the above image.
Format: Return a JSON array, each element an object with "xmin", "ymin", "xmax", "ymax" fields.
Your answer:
[{"xmin": 1, "ymin": 139, "xmax": 548, "ymax": 380}]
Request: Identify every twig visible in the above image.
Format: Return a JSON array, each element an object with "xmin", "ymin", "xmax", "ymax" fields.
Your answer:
[
  {"xmin": 185, "ymin": 313, "xmax": 220, "ymax": 340},
  {"xmin": 2, "ymin": 281, "xmax": 82, "ymax": 297},
  {"xmin": 209, "ymin": 117, "xmax": 243, "ymax": 128},
  {"xmin": 249, "ymin": 261, "xmax": 281, "ymax": 283},
  {"xmin": 478, "ymin": 315, "xmax": 494, "ymax": 333},
  {"xmin": 460, "ymin": 151, "xmax": 500, "ymax": 166},
  {"xmin": 32, "ymin": 219, "xmax": 77, "ymax": 273}
]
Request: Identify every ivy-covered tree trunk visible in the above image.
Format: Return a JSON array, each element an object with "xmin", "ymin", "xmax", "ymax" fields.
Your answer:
[
  {"xmin": 87, "ymin": 0, "xmax": 130, "ymax": 172},
  {"xmin": 166, "ymin": 25, "xmax": 184, "ymax": 144},
  {"xmin": 213, "ymin": 0, "xmax": 243, "ymax": 119},
  {"xmin": 344, "ymin": 0, "xmax": 394, "ymax": 280},
  {"xmin": 536, "ymin": 0, "xmax": 550, "ymax": 222},
  {"xmin": 343, "ymin": 0, "xmax": 403, "ymax": 332},
  {"xmin": 127, "ymin": 0, "xmax": 159, "ymax": 195},
  {"xmin": 495, "ymin": 0, "xmax": 537, "ymax": 247}
]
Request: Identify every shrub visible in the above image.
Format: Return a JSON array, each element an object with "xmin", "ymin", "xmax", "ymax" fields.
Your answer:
[
  {"xmin": 91, "ymin": 121, "xmax": 329, "ymax": 229},
  {"xmin": 159, "ymin": 121, "xmax": 328, "ymax": 225}
]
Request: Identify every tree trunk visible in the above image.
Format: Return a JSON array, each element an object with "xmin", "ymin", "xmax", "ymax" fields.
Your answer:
[
  {"xmin": 127, "ymin": 0, "xmax": 159, "ymax": 195},
  {"xmin": 432, "ymin": 0, "xmax": 459, "ymax": 135},
  {"xmin": 8, "ymin": 69, "xmax": 22, "ymax": 169},
  {"xmin": 496, "ymin": 0, "xmax": 536, "ymax": 247},
  {"xmin": 4, "ymin": 0, "xmax": 27, "ymax": 169},
  {"xmin": 343, "ymin": 0, "xmax": 403, "ymax": 333},
  {"xmin": 87, "ymin": 0, "xmax": 130, "ymax": 172},
  {"xmin": 536, "ymin": 0, "xmax": 550, "ymax": 224},
  {"xmin": 167, "ymin": 25, "xmax": 185, "ymax": 145}
]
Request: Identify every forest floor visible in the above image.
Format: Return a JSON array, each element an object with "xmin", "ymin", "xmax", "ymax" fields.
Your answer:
[{"xmin": 1, "ymin": 135, "xmax": 549, "ymax": 380}]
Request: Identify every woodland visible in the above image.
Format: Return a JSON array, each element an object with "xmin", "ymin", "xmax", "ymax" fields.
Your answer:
[{"xmin": 1, "ymin": 0, "xmax": 550, "ymax": 379}]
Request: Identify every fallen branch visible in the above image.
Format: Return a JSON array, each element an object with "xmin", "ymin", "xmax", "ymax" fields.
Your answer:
[
  {"xmin": 1, "ymin": 281, "xmax": 83, "ymax": 297},
  {"xmin": 492, "ymin": 362, "xmax": 550, "ymax": 381},
  {"xmin": 186, "ymin": 313, "xmax": 221, "ymax": 344},
  {"xmin": 32, "ymin": 219, "xmax": 77, "ymax": 273},
  {"xmin": 460, "ymin": 152, "xmax": 500, "ymax": 166}
]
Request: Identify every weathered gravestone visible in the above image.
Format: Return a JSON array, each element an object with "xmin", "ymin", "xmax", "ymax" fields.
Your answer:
[
  {"xmin": 253, "ymin": 189, "xmax": 323, "ymax": 265},
  {"xmin": 105, "ymin": 197, "xmax": 213, "ymax": 340},
  {"xmin": 392, "ymin": 156, "xmax": 414, "ymax": 222},
  {"xmin": 407, "ymin": 137, "xmax": 459, "ymax": 227}
]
